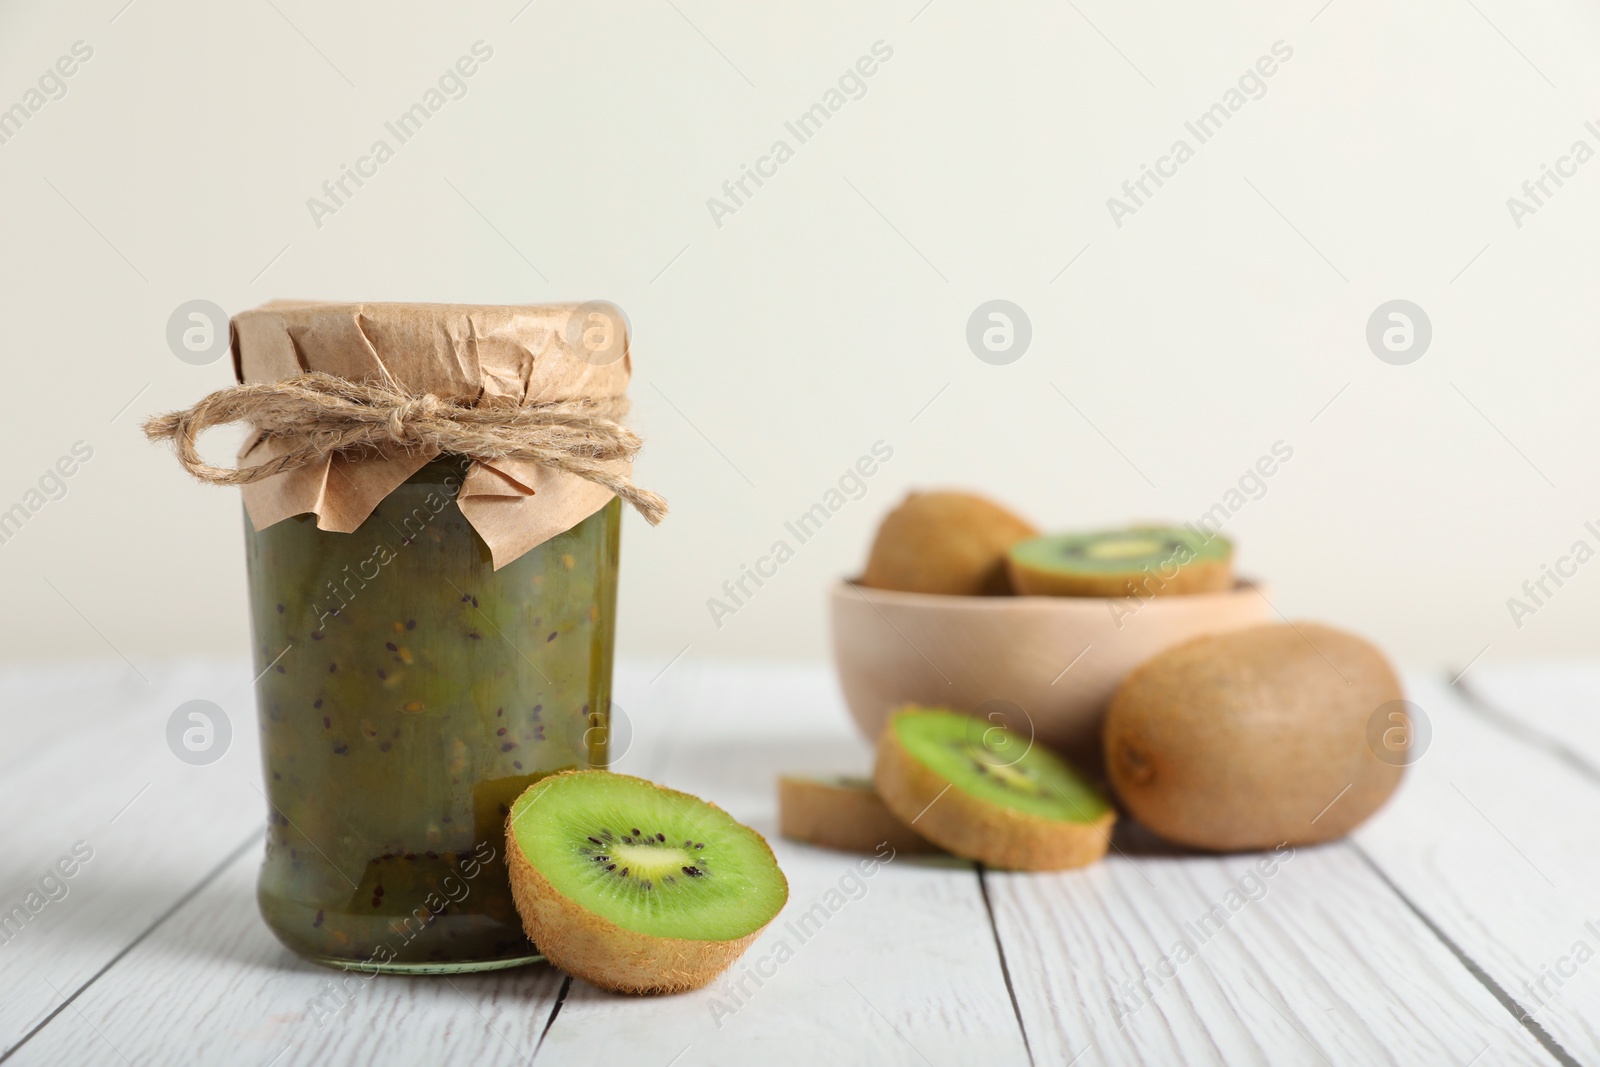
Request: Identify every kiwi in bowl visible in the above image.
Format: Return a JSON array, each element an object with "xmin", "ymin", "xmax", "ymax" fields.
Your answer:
[
  {"xmin": 1008, "ymin": 526, "xmax": 1233, "ymax": 598},
  {"xmin": 834, "ymin": 499, "xmax": 1271, "ymax": 765},
  {"xmin": 830, "ymin": 577, "xmax": 1271, "ymax": 766},
  {"xmin": 860, "ymin": 490, "xmax": 1037, "ymax": 596}
]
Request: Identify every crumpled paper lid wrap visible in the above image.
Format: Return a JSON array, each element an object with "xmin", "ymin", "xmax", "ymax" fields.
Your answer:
[{"xmin": 230, "ymin": 300, "xmax": 630, "ymax": 568}]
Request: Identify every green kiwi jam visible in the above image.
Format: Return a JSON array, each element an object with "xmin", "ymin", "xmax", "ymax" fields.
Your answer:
[{"xmin": 244, "ymin": 457, "xmax": 620, "ymax": 973}]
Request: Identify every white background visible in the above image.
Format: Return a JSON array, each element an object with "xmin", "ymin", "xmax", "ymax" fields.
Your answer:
[{"xmin": 1, "ymin": 0, "xmax": 1597, "ymax": 670}]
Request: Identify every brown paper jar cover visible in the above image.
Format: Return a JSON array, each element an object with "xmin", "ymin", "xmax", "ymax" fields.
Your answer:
[{"xmin": 230, "ymin": 300, "xmax": 632, "ymax": 568}]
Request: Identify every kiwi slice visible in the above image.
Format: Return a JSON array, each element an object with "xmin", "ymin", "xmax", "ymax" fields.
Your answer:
[
  {"xmin": 874, "ymin": 707, "xmax": 1114, "ymax": 870},
  {"xmin": 861, "ymin": 491, "xmax": 1037, "ymax": 596},
  {"xmin": 505, "ymin": 770, "xmax": 788, "ymax": 994},
  {"xmin": 778, "ymin": 774, "xmax": 940, "ymax": 855},
  {"xmin": 1008, "ymin": 525, "xmax": 1232, "ymax": 598}
]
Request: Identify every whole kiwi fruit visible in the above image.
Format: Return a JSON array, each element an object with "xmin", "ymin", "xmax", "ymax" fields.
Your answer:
[
  {"xmin": 861, "ymin": 491, "xmax": 1036, "ymax": 596},
  {"xmin": 1103, "ymin": 622, "xmax": 1405, "ymax": 851}
]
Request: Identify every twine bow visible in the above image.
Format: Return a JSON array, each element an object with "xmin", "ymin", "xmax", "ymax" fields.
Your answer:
[{"xmin": 142, "ymin": 371, "xmax": 668, "ymax": 524}]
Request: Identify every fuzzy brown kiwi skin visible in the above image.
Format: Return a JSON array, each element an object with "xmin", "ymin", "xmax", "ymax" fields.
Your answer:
[
  {"xmin": 1103, "ymin": 622, "xmax": 1405, "ymax": 852},
  {"xmin": 504, "ymin": 772, "xmax": 788, "ymax": 995},
  {"xmin": 861, "ymin": 491, "xmax": 1037, "ymax": 596},
  {"xmin": 872, "ymin": 715, "xmax": 1114, "ymax": 871},
  {"xmin": 777, "ymin": 775, "xmax": 940, "ymax": 855}
]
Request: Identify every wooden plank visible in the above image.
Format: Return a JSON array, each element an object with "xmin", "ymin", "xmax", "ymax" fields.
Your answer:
[
  {"xmin": 0, "ymin": 662, "xmax": 144, "ymax": 781},
  {"xmin": 1349, "ymin": 670, "xmax": 1600, "ymax": 1064},
  {"xmin": 5, "ymin": 845, "xmax": 567, "ymax": 1067},
  {"xmin": 985, "ymin": 665, "xmax": 1580, "ymax": 1065},
  {"xmin": 535, "ymin": 662, "xmax": 1033, "ymax": 1066},
  {"xmin": 0, "ymin": 660, "xmax": 265, "ymax": 1056},
  {"xmin": 2, "ymin": 660, "xmax": 682, "ymax": 1066},
  {"xmin": 1466, "ymin": 662, "xmax": 1600, "ymax": 776},
  {"xmin": 16, "ymin": 660, "xmax": 1594, "ymax": 1064},
  {"xmin": 987, "ymin": 834, "xmax": 1553, "ymax": 1066}
]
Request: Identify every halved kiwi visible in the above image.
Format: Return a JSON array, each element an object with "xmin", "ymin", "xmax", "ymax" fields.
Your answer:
[
  {"xmin": 505, "ymin": 770, "xmax": 788, "ymax": 994},
  {"xmin": 874, "ymin": 707, "xmax": 1114, "ymax": 870},
  {"xmin": 1008, "ymin": 525, "xmax": 1232, "ymax": 598},
  {"xmin": 778, "ymin": 774, "xmax": 940, "ymax": 855}
]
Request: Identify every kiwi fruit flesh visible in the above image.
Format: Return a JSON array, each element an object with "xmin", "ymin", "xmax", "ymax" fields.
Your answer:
[
  {"xmin": 1104, "ymin": 622, "xmax": 1404, "ymax": 852},
  {"xmin": 1008, "ymin": 525, "xmax": 1232, "ymax": 598},
  {"xmin": 778, "ymin": 774, "xmax": 939, "ymax": 855},
  {"xmin": 505, "ymin": 770, "xmax": 788, "ymax": 994},
  {"xmin": 874, "ymin": 707, "xmax": 1114, "ymax": 870},
  {"xmin": 861, "ymin": 491, "xmax": 1037, "ymax": 596}
]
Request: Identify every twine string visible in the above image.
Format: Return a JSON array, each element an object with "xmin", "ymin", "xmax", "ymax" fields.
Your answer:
[{"xmin": 141, "ymin": 371, "xmax": 667, "ymax": 524}]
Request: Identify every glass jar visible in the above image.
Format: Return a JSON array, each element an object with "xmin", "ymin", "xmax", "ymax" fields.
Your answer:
[{"xmin": 244, "ymin": 457, "xmax": 620, "ymax": 973}]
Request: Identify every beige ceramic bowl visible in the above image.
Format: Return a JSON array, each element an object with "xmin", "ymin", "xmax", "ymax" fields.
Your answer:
[{"xmin": 829, "ymin": 578, "xmax": 1273, "ymax": 766}]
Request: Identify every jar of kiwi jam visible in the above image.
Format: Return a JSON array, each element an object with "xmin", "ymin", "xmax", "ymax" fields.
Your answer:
[{"xmin": 245, "ymin": 456, "xmax": 621, "ymax": 973}]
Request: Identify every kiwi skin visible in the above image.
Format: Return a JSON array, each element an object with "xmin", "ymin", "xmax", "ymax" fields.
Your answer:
[
  {"xmin": 504, "ymin": 771, "xmax": 787, "ymax": 995},
  {"xmin": 873, "ymin": 712, "xmax": 1114, "ymax": 871},
  {"xmin": 861, "ymin": 491, "xmax": 1037, "ymax": 596},
  {"xmin": 778, "ymin": 775, "xmax": 940, "ymax": 855},
  {"xmin": 1104, "ymin": 623, "xmax": 1404, "ymax": 852},
  {"xmin": 1009, "ymin": 556, "xmax": 1231, "ymax": 598}
]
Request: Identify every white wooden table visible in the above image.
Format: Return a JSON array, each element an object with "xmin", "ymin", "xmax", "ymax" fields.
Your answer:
[{"xmin": 2, "ymin": 659, "xmax": 1597, "ymax": 1066}]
